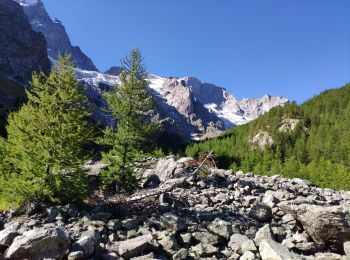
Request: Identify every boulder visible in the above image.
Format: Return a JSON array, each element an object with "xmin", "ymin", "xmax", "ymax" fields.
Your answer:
[
  {"xmin": 255, "ymin": 224, "xmax": 275, "ymax": 244},
  {"xmin": 156, "ymin": 231, "xmax": 180, "ymax": 254},
  {"xmin": 259, "ymin": 239, "xmax": 301, "ymax": 260},
  {"xmin": 228, "ymin": 234, "xmax": 249, "ymax": 253},
  {"xmin": 191, "ymin": 243, "xmax": 218, "ymax": 257},
  {"xmin": 192, "ymin": 229, "xmax": 220, "ymax": 244},
  {"xmin": 118, "ymin": 234, "xmax": 158, "ymax": 259},
  {"xmin": 5, "ymin": 227, "xmax": 70, "ymax": 260},
  {"xmin": 207, "ymin": 218, "xmax": 233, "ymax": 240},
  {"xmin": 72, "ymin": 229, "xmax": 101, "ymax": 257},
  {"xmin": 281, "ymin": 204, "xmax": 350, "ymax": 252},
  {"xmin": 240, "ymin": 251, "xmax": 256, "ymax": 260},
  {"xmin": 173, "ymin": 248, "xmax": 188, "ymax": 260},
  {"xmin": 159, "ymin": 213, "xmax": 187, "ymax": 232}
]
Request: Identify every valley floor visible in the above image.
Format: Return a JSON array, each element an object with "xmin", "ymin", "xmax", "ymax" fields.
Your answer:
[{"xmin": 1, "ymin": 156, "xmax": 350, "ymax": 259}]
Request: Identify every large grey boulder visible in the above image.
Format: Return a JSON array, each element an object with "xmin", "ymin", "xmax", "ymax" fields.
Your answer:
[
  {"xmin": 281, "ymin": 204, "xmax": 350, "ymax": 252},
  {"xmin": 142, "ymin": 156, "xmax": 186, "ymax": 184},
  {"xmin": 118, "ymin": 234, "xmax": 158, "ymax": 259},
  {"xmin": 259, "ymin": 239, "xmax": 302, "ymax": 260},
  {"xmin": 5, "ymin": 227, "xmax": 70, "ymax": 260}
]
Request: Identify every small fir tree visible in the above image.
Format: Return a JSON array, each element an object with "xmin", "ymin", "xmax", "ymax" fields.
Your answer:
[
  {"xmin": 100, "ymin": 49, "xmax": 160, "ymax": 192},
  {"xmin": 0, "ymin": 55, "xmax": 96, "ymax": 206}
]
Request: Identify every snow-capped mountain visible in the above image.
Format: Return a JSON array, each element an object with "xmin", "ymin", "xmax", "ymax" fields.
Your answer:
[
  {"xmin": 14, "ymin": 0, "xmax": 290, "ymax": 142},
  {"xmin": 148, "ymin": 76, "xmax": 290, "ymax": 128}
]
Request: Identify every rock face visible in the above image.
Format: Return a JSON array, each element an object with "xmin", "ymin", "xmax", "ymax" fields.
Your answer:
[
  {"xmin": 1, "ymin": 158, "xmax": 350, "ymax": 259},
  {"xmin": 104, "ymin": 66, "xmax": 123, "ymax": 76},
  {"xmin": 0, "ymin": 0, "xmax": 50, "ymax": 135},
  {"xmin": 19, "ymin": 0, "xmax": 98, "ymax": 71},
  {"xmin": 0, "ymin": 0, "xmax": 50, "ymax": 84}
]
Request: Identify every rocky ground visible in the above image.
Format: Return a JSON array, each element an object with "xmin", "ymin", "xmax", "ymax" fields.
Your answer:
[{"xmin": 1, "ymin": 156, "xmax": 350, "ymax": 259}]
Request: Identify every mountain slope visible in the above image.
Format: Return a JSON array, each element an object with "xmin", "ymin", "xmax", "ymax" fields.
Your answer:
[
  {"xmin": 5, "ymin": 0, "xmax": 289, "ymax": 143},
  {"xmin": 0, "ymin": 0, "xmax": 50, "ymax": 135},
  {"xmin": 185, "ymin": 83, "xmax": 350, "ymax": 190},
  {"xmin": 18, "ymin": 0, "xmax": 98, "ymax": 71}
]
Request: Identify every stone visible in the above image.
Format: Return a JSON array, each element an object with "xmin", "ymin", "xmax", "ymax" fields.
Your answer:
[
  {"xmin": 241, "ymin": 240, "xmax": 258, "ymax": 253},
  {"xmin": 108, "ymin": 219, "xmax": 122, "ymax": 231},
  {"xmin": 344, "ymin": 241, "xmax": 350, "ymax": 256},
  {"xmin": 101, "ymin": 252, "xmax": 120, "ymax": 260},
  {"xmin": 118, "ymin": 234, "xmax": 157, "ymax": 259},
  {"xmin": 255, "ymin": 224, "xmax": 274, "ymax": 244},
  {"xmin": 208, "ymin": 218, "xmax": 233, "ymax": 239},
  {"xmin": 314, "ymin": 252, "xmax": 344, "ymax": 260},
  {"xmin": 72, "ymin": 229, "xmax": 101, "ymax": 257},
  {"xmin": 191, "ymin": 243, "xmax": 218, "ymax": 257},
  {"xmin": 180, "ymin": 233, "xmax": 192, "ymax": 245},
  {"xmin": 105, "ymin": 241, "xmax": 120, "ymax": 253},
  {"xmin": 67, "ymin": 250, "xmax": 84, "ymax": 260},
  {"xmin": 91, "ymin": 212, "xmax": 112, "ymax": 223},
  {"xmin": 249, "ymin": 204, "xmax": 273, "ymax": 222},
  {"xmin": 259, "ymin": 239, "xmax": 301, "ymax": 260},
  {"xmin": 130, "ymin": 252, "xmax": 156, "ymax": 260},
  {"xmin": 156, "ymin": 231, "xmax": 180, "ymax": 254},
  {"xmin": 228, "ymin": 234, "xmax": 249, "ymax": 253},
  {"xmin": 122, "ymin": 218, "xmax": 139, "ymax": 230},
  {"xmin": 159, "ymin": 213, "xmax": 187, "ymax": 232},
  {"xmin": 5, "ymin": 227, "xmax": 70, "ymax": 259},
  {"xmin": 142, "ymin": 156, "xmax": 186, "ymax": 183},
  {"xmin": 281, "ymin": 204, "xmax": 350, "ymax": 251},
  {"xmin": 192, "ymin": 229, "xmax": 220, "ymax": 244},
  {"xmin": 173, "ymin": 248, "xmax": 188, "ymax": 260},
  {"xmin": 240, "ymin": 251, "xmax": 256, "ymax": 260},
  {"xmin": 281, "ymin": 237, "xmax": 295, "ymax": 249},
  {"xmin": 0, "ymin": 225, "xmax": 20, "ymax": 248}
]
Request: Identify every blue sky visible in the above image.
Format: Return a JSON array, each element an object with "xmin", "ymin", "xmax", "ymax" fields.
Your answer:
[{"xmin": 41, "ymin": 0, "xmax": 350, "ymax": 103}]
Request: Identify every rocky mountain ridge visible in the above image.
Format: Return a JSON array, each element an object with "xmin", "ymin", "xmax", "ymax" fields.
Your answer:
[
  {"xmin": 0, "ymin": 156, "xmax": 350, "ymax": 259},
  {"xmin": 17, "ymin": 0, "xmax": 98, "ymax": 71},
  {"xmin": 5, "ymin": 0, "xmax": 290, "ymax": 143}
]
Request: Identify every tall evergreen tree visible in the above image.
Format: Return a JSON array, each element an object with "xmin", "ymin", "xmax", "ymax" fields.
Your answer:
[
  {"xmin": 0, "ymin": 55, "xmax": 96, "ymax": 206},
  {"xmin": 100, "ymin": 49, "xmax": 160, "ymax": 192}
]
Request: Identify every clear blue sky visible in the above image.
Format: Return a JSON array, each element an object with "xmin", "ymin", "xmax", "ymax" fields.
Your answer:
[{"xmin": 41, "ymin": 0, "xmax": 350, "ymax": 103}]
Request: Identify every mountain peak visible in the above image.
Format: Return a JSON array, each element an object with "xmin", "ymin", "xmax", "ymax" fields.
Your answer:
[{"xmin": 19, "ymin": 0, "xmax": 99, "ymax": 71}]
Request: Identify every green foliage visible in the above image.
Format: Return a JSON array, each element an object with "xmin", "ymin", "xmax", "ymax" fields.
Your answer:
[
  {"xmin": 99, "ymin": 49, "xmax": 161, "ymax": 192},
  {"xmin": 0, "ymin": 55, "xmax": 96, "ymax": 207},
  {"xmin": 185, "ymin": 83, "xmax": 350, "ymax": 190}
]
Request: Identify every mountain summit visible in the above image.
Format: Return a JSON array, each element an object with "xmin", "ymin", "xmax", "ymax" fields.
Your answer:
[
  {"xmin": 17, "ymin": 0, "xmax": 98, "ymax": 71},
  {"xmin": 6, "ymin": 0, "xmax": 290, "ymax": 142}
]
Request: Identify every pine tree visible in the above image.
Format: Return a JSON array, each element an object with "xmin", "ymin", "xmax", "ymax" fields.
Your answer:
[
  {"xmin": 0, "ymin": 55, "xmax": 96, "ymax": 206},
  {"xmin": 100, "ymin": 49, "xmax": 161, "ymax": 192}
]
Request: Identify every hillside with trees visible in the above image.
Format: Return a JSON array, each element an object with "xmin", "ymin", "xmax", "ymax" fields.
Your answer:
[{"xmin": 185, "ymin": 82, "xmax": 350, "ymax": 190}]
